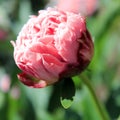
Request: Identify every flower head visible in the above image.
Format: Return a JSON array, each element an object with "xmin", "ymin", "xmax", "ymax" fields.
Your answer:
[
  {"xmin": 11, "ymin": 8, "xmax": 93, "ymax": 88},
  {"xmin": 46, "ymin": 0, "xmax": 99, "ymax": 16}
]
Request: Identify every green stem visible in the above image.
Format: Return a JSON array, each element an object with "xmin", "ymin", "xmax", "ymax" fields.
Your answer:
[{"xmin": 80, "ymin": 73, "xmax": 110, "ymax": 120}]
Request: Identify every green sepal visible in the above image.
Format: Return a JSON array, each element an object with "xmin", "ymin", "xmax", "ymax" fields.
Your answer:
[{"xmin": 60, "ymin": 78, "xmax": 76, "ymax": 109}]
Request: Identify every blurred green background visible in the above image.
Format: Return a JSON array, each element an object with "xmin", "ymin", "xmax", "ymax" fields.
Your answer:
[{"xmin": 0, "ymin": 0, "xmax": 120, "ymax": 120}]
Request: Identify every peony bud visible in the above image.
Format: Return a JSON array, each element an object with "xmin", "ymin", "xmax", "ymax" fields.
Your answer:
[
  {"xmin": 0, "ymin": 29, "xmax": 8, "ymax": 40},
  {"xmin": 0, "ymin": 74, "xmax": 11, "ymax": 92},
  {"xmin": 11, "ymin": 8, "xmax": 94, "ymax": 88},
  {"xmin": 46, "ymin": 0, "xmax": 99, "ymax": 16}
]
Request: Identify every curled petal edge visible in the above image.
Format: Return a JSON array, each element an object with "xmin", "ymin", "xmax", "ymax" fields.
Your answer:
[{"xmin": 17, "ymin": 73, "xmax": 47, "ymax": 88}]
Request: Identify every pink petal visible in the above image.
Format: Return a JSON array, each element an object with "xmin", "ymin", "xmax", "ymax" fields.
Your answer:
[
  {"xmin": 42, "ymin": 54, "xmax": 66, "ymax": 77},
  {"xmin": 55, "ymin": 27, "xmax": 79, "ymax": 63},
  {"xmin": 30, "ymin": 42, "xmax": 62, "ymax": 60},
  {"xmin": 18, "ymin": 73, "xmax": 47, "ymax": 88}
]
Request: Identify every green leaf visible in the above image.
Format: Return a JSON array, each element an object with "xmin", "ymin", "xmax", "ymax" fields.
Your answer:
[{"xmin": 60, "ymin": 78, "xmax": 76, "ymax": 109}]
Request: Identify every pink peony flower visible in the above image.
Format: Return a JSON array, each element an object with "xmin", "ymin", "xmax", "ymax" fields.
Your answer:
[
  {"xmin": 0, "ymin": 29, "xmax": 8, "ymax": 40},
  {"xmin": 0, "ymin": 74, "xmax": 11, "ymax": 92},
  {"xmin": 11, "ymin": 8, "xmax": 94, "ymax": 88},
  {"xmin": 57, "ymin": 0, "xmax": 99, "ymax": 16}
]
